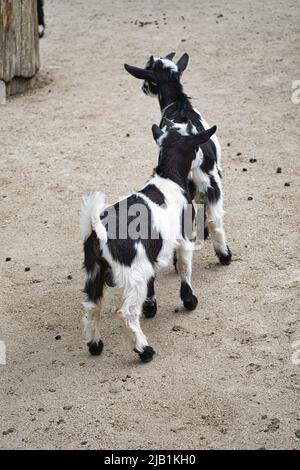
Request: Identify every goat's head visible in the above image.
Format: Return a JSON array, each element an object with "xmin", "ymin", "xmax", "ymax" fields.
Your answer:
[
  {"xmin": 152, "ymin": 119, "xmax": 217, "ymax": 183},
  {"xmin": 124, "ymin": 53, "xmax": 189, "ymax": 97}
]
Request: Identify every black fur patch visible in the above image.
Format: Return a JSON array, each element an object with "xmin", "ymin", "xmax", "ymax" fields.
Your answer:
[
  {"xmin": 180, "ymin": 281, "xmax": 198, "ymax": 311},
  {"xmin": 155, "ymin": 130, "xmax": 198, "ymax": 190},
  {"xmin": 173, "ymin": 251, "xmax": 178, "ymax": 273},
  {"xmin": 143, "ymin": 276, "xmax": 157, "ymax": 318},
  {"xmin": 88, "ymin": 340, "xmax": 103, "ymax": 356},
  {"xmin": 83, "ymin": 233, "xmax": 108, "ymax": 303},
  {"xmin": 139, "ymin": 184, "xmax": 166, "ymax": 206},
  {"xmin": 207, "ymin": 175, "xmax": 221, "ymax": 203}
]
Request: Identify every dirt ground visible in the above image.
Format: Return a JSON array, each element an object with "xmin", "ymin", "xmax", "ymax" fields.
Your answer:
[{"xmin": 1, "ymin": 0, "xmax": 300, "ymax": 450}]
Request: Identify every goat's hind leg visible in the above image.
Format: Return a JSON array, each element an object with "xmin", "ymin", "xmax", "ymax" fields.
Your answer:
[
  {"xmin": 83, "ymin": 301, "xmax": 103, "ymax": 356},
  {"xmin": 121, "ymin": 284, "xmax": 155, "ymax": 362},
  {"xmin": 82, "ymin": 235, "xmax": 106, "ymax": 356}
]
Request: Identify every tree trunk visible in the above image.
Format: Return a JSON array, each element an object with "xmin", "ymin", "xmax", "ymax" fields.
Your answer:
[{"xmin": 0, "ymin": 0, "xmax": 40, "ymax": 97}]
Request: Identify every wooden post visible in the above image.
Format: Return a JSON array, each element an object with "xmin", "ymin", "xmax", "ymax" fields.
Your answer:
[{"xmin": 0, "ymin": 0, "xmax": 40, "ymax": 97}]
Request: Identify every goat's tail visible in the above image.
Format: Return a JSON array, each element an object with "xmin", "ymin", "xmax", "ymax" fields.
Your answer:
[
  {"xmin": 80, "ymin": 192, "xmax": 108, "ymax": 305},
  {"xmin": 80, "ymin": 192, "xmax": 107, "ymax": 245}
]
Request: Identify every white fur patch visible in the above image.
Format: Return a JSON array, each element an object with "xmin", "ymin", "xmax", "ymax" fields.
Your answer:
[
  {"xmin": 158, "ymin": 58, "xmax": 178, "ymax": 72},
  {"xmin": 80, "ymin": 192, "xmax": 107, "ymax": 244}
]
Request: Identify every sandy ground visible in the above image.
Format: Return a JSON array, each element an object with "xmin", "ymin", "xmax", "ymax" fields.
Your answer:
[{"xmin": 0, "ymin": 0, "xmax": 300, "ymax": 450}]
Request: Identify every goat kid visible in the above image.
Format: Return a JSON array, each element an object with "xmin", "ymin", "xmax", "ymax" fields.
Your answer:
[
  {"xmin": 80, "ymin": 122, "xmax": 217, "ymax": 362},
  {"xmin": 124, "ymin": 53, "xmax": 232, "ymax": 267}
]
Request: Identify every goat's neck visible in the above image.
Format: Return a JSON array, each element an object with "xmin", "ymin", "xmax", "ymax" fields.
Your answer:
[
  {"xmin": 154, "ymin": 154, "xmax": 191, "ymax": 194},
  {"xmin": 158, "ymin": 82, "xmax": 190, "ymax": 113}
]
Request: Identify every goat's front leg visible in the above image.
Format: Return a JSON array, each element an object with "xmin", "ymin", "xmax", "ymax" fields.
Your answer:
[
  {"xmin": 120, "ymin": 286, "xmax": 155, "ymax": 362},
  {"xmin": 177, "ymin": 240, "xmax": 198, "ymax": 311},
  {"xmin": 142, "ymin": 276, "xmax": 157, "ymax": 318}
]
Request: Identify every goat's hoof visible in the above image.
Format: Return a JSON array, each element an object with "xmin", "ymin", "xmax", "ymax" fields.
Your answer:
[
  {"xmin": 180, "ymin": 282, "xmax": 198, "ymax": 311},
  {"xmin": 183, "ymin": 294, "xmax": 198, "ymax": 311},
  {"xmin": 135, "ymin": 345, "xmax": 156, "ymax": 363},
  {"xmin": 143, "ymin": 299, "xmax": 157, "ymax": 318},
  {"xmin": 88, "ymin": 340, "xmax": 103, "ymax": 356},
  {"xmin": 216, "ymin": 245, "xmax": 232, "ymax": 265}
]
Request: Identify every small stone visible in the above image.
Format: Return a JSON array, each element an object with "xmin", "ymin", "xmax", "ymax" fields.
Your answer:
[
  {"xmin": 217, "ymin": 14, "xmax": 223, "ymax": 18},
  {"xmin": 295, "ymin": 429, "xmax": 300, "ymax": 439},
  {"xmin": 67, "ymin": 275, "xmax": 72, "ymax": 280},
  {"xmin": 57, "ymin": 418, "xmax": 65, "ymax": 425},
  {"xmin": 48, "ymin": 388, "xmax": 56, "ymax": 393},
  {"xmin": 237, "ymin": 152, "xmax": 242, "ymax": 156},
  {"xmin": 261, "ymin": 414, "xmax": 267, "ymax": 420},
  {"xmin": 276, "ymin": 167, "xmax": 282, "ymax": 174},
  {"xmin": 284, "ymin": 182, "xmax": 290, "ymax": 187},
  {"xmin": 181, "ymin": 39, "xmax": 186, "ymax": 42},
  {"xmin": 174, "ymin": 308, "xmax": 179, "ymax": 313},
  {"xmin": 126, "ymin": 133, "xmax": 130, "ymax": 137},
  {"xmin": 2, "ymin": 428, "xmax": 14, "ymax": 435},
  {"xmin": 24, "ymin": 267, "xmax": 30, "ymax": 272},
  {"xmin": 172, "ymin": 325, "xmax": 183, "ymax": 332},
  {"xmin": 271, "ymin": 418, "xmax": 280, "ymax": 425},
  {"xmin": 80, "ymin": 441, "xmax": 88, "ymax": 445},
  {"xmin": 242, "ymin": 168, "xmax": 247, "ymax": 172},
  {"xmin": 248, "ymin": 196, "xmax": 253, "ymax": 201},
  {"xmin": 55, "ymin": 335, "xmax": 61, "ymax": 340},
  {"xmin": 5, "ymin": 257, "xmax": 11, "ymax": 262},
  {"xmin": 38, "ymin": 407, "xmax": 45, "ymax": 412},
  {"xmin": 227, "ymin": 142, "xmax": 231, "ymax": 146}
]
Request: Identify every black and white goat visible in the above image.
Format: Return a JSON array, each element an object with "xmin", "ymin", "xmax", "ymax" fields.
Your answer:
[
  {"xmin": 80, "ymin": 122, "xmax": 216, "ymax": 362},
  {"xmin": 124, "ymin": 53, "xmax": 232, "ymax": 267}
]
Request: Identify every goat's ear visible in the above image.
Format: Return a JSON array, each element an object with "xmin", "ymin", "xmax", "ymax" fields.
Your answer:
[
  {"xmin": 152, "ymin": 124, "xmax": 164, "ymax": 141},
  {"xmin": 162, "ymin": 118, "xmax": 174, "ymax": 130},
  {"xmin": 176, "ymin": 53, "xmax": 189, "ymax": 73},
  {"xmin": 164, "ymin": 52, "xmax": 176, "ymax": 60},
  {"xmin": 124, "ymin": 64, "xmax": 155, "ymax": 81},
  {"xmin": 189, "ymin": 125, "xmax": 217, "ymax": 146}
]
